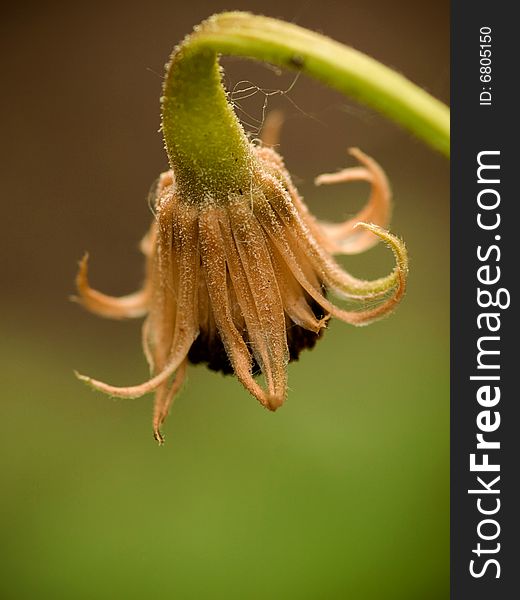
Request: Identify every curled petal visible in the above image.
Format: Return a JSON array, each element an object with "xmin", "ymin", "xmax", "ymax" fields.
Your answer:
[
  {"xmin": 344, "ymin": 222, "xmax": 408, "ymax": 325},
  {"xmin": 314, "ymin": 148, "xmax": 392, "ymax": 254},
  {"xmin": 263, "ymin": 172, "xmax": 399, "ymax": 300},
  {"xmin": 75, "ymin": 347, "xmax": 185, "ymax": 398},
  {"xmin": 74, "ymin": 253, "xmax": 149, "ymax": 319},
  {"xmin": 256, "ymin": 194, "xmax": 407, "ymax": 326},
  {"xmin": 76, "ymin": 204, "xmax": 199, "ymax": 398}
]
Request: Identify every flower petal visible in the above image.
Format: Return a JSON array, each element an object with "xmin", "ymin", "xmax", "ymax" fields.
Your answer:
[
  {"xmin": 256, "ymin": 194, "xmax": 407, "ymax": 326},
  {"xmin": 266, "ymin": 241, "xmax": 327, "ymax": 333},
  {"xmin": 152, "ymin": 358, "xmax": 188, "ymax": 444},
  {"xmin": 260, "ymin": 109, "xmax": 284, "ymax": 148},
  {"xmin": 76, "ymin": 202, "xmax": 199, "ymax": 398},
  {"xmin": 198, "ymin": 206, "xmax": 280, "ymax": 410},
  {"xmin": 261, "ymin": 172, "xmax": 399, "ymax": 300},
  {"xmin": 314, "ymin": 148, "xmax": 392, "ymax": 254},
  {"xmin": 74, "ymin": 253, "xmax": 149, "ymax": 319},
  {"xmin": 222, "ymin": 202, "xmax": 289, "ymax": 408}
]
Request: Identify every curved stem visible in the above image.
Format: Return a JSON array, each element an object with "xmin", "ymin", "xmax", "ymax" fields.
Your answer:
[
  {"xmin": 162, "ymin": 44, "xmax": 254, "ymax": 199},
  {"xmin": 162, "ymin": 12, "xmax": 450, "ymax": 181}
]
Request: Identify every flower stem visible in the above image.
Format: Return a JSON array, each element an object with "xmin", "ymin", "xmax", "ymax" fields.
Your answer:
[
  {"xmin": 162, "ymin": 11, "xmax": 450, "ymax": 195},
  {"xmin": 162, "ymin": 44, "xmax": 254, "ymax": 199}
]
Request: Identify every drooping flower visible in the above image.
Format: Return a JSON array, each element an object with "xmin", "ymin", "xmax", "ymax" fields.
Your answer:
[
  {"xmin": 76, "ymin": 140, "xmax": 407, "ymax": 443},
  {"xmin": 75, "ymin": 22, "xmax": 408, "ymax": 443}
]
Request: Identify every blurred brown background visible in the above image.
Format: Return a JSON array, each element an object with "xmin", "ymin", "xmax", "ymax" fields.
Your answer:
[
  {"xmin": 1, "ymin": 0, "xmax": 448, "ymax": 314},
  {"xmin": 1, "ymin": 1, "xmax": 449, "ymax": 599}
]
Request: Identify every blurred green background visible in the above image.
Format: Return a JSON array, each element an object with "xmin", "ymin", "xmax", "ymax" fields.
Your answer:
[{"xmin": 1, "ymin": 0, "xmax": 448, "ymax": 598}]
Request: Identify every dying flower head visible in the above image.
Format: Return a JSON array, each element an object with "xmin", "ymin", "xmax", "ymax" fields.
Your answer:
[{"xmin": 75, "ymin": 23, "xmax": 408, "ymax": 443}]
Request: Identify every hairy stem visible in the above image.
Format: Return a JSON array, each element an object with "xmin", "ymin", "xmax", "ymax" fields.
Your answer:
[
  {"xmin": 162, "ymin": 44, "xmax": 254, "ymax": 199},
  {"xmin": 161, "ymin": 11, "xmax": 450, "ymax": 196}
]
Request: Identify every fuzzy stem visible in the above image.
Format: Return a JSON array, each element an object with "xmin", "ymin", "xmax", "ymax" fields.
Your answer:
[
  {"xmin": 162, "ymin": 12, "xmax": 450, "ymax": 196},
  {"xmin": 162, "ymin": 45, "xmax": 254, "ymax": 199}
]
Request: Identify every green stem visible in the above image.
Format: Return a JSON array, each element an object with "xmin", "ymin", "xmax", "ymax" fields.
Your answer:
[
  {"xmin": 162, "ymin": 12, "xmax": 450, "ymax": 197},
  {"xmin": 162, "ymin": 44, "xmax": 254, "ymax": 199}
]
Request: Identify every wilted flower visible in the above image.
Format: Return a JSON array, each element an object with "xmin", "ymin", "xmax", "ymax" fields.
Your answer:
[
  {"xmin": 76, "ymin": 135, "xmax": 407, "ymax": 442},
  {"xmin": 75, "ymin": 20, "xmax": 408, "ymax": 443}
]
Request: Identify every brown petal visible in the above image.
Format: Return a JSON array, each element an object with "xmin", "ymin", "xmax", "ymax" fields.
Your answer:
[
  {"xmin": 256, "ymin": 195, "xmax": 407, "ymax": 326},
  {"xmin": 266, "ymin": 241, "xmax": 326, "ymax": 333},
  {"xmin": 222, "ymin": 202, "xmax": 288, "ymax": 409},
  {"xmin": 315, "ymin": 148, "xmax": 392, "ymax": 254},
  {"xmin": 74, "ymin": 253, "xmax": 149, "ymax": 319},
  {"xmin": 76, "ymin": 202, "xmax": 199, "ymax": 398},
  {"xmin": 198, "ymin": 206, "xmax": 279, "ymax": 410},
  {"xmin": 152, "ymin": 358, "xmax": 188, "ymax": 444},
  {"xmin": 264, "ymin": 172, "xmax": 400, "ymax": 300}
]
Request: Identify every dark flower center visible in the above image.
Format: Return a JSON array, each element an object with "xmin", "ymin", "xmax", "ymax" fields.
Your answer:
[{"xmin": 188, "ymin": 297, "xmax": 327, "ymax": 375}]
